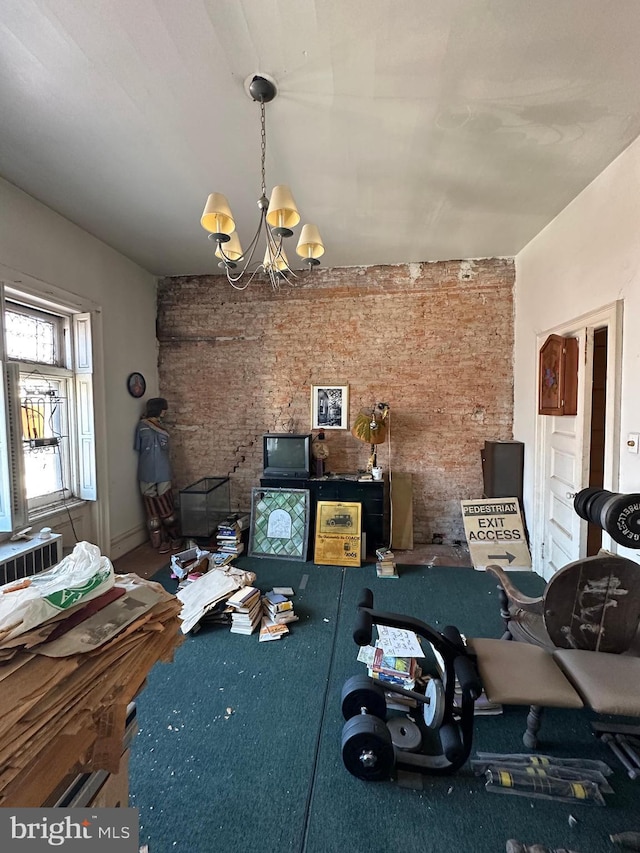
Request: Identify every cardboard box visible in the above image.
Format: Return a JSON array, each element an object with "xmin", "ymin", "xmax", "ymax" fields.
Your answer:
[{"xmin": 89, "ymin": 749, "xmax": 130, "ymax": 808}]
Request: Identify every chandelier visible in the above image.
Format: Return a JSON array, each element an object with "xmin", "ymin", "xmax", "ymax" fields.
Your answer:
[{"xmin": 200, "ymin": 74, "xmax": 325, "ymax": 291}]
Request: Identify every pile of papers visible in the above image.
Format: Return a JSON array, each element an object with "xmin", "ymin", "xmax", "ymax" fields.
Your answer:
[
  {"xmin": 176, "ymin": 565, "xmax": 257, "ymax": 633},
  {"xmin": 0, "ymin": 564, "xmax": 183, "ymax": 807},
  {"xmin": 357, "ymin": 624, "xmax": 425, "ymax": 709}
]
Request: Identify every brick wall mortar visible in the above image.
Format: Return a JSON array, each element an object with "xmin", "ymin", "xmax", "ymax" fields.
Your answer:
[{"xmin": 157, "ymin": 258, "xmax": 515, "ymax": 545}]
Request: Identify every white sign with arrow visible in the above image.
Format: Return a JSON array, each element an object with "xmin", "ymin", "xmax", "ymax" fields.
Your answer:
[{"xmin": 460, "ymin": 498, "xmax": 532, "ymax": 571}]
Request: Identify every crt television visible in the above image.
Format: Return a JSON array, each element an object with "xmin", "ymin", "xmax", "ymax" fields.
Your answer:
[{"xmin": 262, "ymin": 433, "xmax": 312, "ymax": 479}]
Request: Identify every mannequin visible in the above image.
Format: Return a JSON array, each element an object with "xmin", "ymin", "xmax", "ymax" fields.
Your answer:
[{"xmin": 134, "ymin": 397, "xmax": 182, "ymax": 553}]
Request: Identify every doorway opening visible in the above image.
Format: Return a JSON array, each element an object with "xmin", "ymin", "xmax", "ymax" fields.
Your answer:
[
  {"xmin": 586, "ymin": 327, "xmax": 608, "ymax": 556},
  {"xmin": 534, "ymin": 300, "xmax": 622, "ymax": 579}
]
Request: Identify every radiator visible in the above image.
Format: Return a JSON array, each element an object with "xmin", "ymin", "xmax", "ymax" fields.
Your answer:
[{"xmin": 0, "ymin": 534, "xmax": 63, "ymax": 586}]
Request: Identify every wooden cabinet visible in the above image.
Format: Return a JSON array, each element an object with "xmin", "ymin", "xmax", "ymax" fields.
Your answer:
[
  {"xmin": 538, "ymin": 334, "xmax": 578, "ymax": 415},
  {"xmin": 259, "ymin": 476, "xmax": 388, "ymax": 558}
]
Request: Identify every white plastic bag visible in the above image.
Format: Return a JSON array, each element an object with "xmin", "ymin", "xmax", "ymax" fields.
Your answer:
[{"xmin": 0, "ymin": 541, "xmax": 115, "ymax": 641}]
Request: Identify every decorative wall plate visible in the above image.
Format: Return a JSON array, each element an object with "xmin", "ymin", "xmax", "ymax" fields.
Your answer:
[{"xmin": 127, "ymin": 372, "xmax": 146, "ymax": 398}]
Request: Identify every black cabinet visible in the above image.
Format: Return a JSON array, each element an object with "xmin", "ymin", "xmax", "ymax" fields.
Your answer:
[
  {"xmin": 481, "ymin": 440, "xmax": 524, "ymax": 501},
  {"xmin": 259, "ymin": 476, "xmax": 388, "ymax": 558}
]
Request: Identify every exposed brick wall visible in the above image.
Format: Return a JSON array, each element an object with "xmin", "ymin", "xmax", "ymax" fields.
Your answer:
[{"xmin": 157, "ymin": 258, "xmax": 515, "ymax": 544}]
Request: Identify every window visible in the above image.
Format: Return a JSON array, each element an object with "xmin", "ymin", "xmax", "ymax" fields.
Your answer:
[
  {"xmin": 0, "ymin": 287, "xmax": 96, "ymax": 531},
  {"xmin": 5, "ymin": 305, "xmax": 61, "ymax": 365}
]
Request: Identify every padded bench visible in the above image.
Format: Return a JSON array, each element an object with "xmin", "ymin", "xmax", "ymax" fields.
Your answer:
[{"xmin": 468, "ymin": 637, "xmax": 640, "ymax": 747}]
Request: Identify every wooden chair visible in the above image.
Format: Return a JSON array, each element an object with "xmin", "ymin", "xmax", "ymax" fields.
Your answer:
[{"xmin": 486, "ymin": 553, "xmax": 640, "ymax": 655}]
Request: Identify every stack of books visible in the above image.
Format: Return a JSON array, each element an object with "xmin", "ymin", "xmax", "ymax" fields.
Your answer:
[
  {"xmin": 216, "ymin": 514, "xmax": 249, "ymax": 559},
  {"xmin": 210, "ymin": 551, "xmax": 236, "ymax": 568},
  {"xmin": 258, "ymin": 620, "xmax": 290, "ymax": 643},
  {"xmin": 375, "ymin": 547, "xmax": 398, "ymax": 578},
  {"xmin": 368, "ymin": 647, "xmax": 417, "ymax": 690},
  {"xmin": 259, "ymin": 589, "xmax": 299, "ymax": 641},
  {"xmin": 227, "ymin": 586, "xmax": 262, "ymax": 635}
]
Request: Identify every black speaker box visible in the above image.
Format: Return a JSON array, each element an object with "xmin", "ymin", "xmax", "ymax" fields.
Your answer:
[{"xmin": 481, "ymin": 440, "xmax": 524, "ymax": 501}]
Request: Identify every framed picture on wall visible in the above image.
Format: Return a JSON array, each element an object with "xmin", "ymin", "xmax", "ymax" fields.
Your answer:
[{"xmin": 311, "ymin": 384, "xmax": 349, "ymax": 430}]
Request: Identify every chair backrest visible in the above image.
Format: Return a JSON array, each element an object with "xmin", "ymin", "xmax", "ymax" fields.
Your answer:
[{"xmin": 543, "ymin": 554, "xmax": 640, "ymax": 652}]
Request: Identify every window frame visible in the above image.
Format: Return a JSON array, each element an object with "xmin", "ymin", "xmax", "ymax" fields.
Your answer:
[
  {"xmin": 0, "ymin": 286, "xmax": 96, "ymax": 531},
  {"xmin": 17, "ymin": 363, "xmax": 74, "ymax": 511},
  {"xmin": 4, "ymin": 300, "xmax": 67, "ymax": 367}
]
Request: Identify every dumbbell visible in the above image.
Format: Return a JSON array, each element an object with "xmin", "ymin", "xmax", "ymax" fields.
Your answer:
[{"xmin": 573, "ymin": 489, "xmax": 640, "ymax": 547}]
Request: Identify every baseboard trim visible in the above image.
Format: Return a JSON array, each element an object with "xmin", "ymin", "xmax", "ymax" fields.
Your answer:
[{"xmin": 110, "ymin": 526, "xmax": 147, "ymax": 561}]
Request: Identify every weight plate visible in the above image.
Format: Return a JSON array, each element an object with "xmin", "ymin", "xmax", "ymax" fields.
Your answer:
[
  {"xmin": 602, "ymin": 493, "xmax": 640, "ymax": 547},
  {"xmin": 598, "ymin": 494, "xmax": 620, "ymax": 531},
  {"xmin": 341, "ymin": 714, "xmax": 395, "ymax": 781},
  {"xmin": 423, "ymin": 677, "xmax": 445, "ymax": 730},
  {"xmin": 386, "ymin": 716, "xmax": 422, "ymax": 752},
  {"xmin": 583, "ymin": 489, "xmax": 605, "ymax": 522},
  {"xmin": 574, "ymin": 487, "xmax": 601, "ymax": 521},
  {"xmin": 341, "ymin": 674, "xmax": 387, "ymax": 721},
  {"xmin": 589, "ymin": 490, "xmax": 615, "ymax": 527}
]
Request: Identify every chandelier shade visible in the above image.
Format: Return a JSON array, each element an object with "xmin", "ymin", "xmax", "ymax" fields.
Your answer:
[
  {"xmin": 296, "ymin": 224, "xmax": 325, "ymax": 260},
  {"xmin": 215, "ymin": 231, "xmax": 243, "ymax": 262},
  {"xmin": 200, "ymin": 74, "xmax": 324, "ymax": 291},
  {"xmin": 266, "ymin": 185, "xmax": 301, "ymax": 233},
  {"xmin": 201, "ymin": 193, "xmax": 235, "ymax": 237},
  {"xmin": 263, "ymin": 244, "xmax": 289, "ymax": 272}
]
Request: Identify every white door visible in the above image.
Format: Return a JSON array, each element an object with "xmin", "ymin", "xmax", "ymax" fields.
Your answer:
[
  {"xmin": 535, "ymin": 303, "xmax": 622, "ymax": 582},
  {"xmin": 539, "ymin": 328, "xmax": 590, "ymax": 581}
]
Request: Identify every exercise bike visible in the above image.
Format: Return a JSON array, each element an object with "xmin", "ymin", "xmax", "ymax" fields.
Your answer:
[{"xmin": 340, "ymin": 588, "xmax": 482, "ymax": 781}]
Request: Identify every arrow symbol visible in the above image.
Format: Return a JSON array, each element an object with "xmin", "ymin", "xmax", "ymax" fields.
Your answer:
[{"xmin": 488, "ymin": 552, "xmax": 516, "ymax": 563}]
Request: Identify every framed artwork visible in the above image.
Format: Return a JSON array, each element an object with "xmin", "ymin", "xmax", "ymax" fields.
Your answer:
[
  {"xmin": 314, "ymin": 501, "xmax": 362, "ymax": 567},
  {"xmin": 127, "ymin": 372, "xmax": 146, "ymax": 398},
  {"xmin": 538, "ymin": 335, "xmax": 578, "ymax": 416},
  {"xmin": 311, "ymin": 384, "xmax": 349, "ymax": 430},
  {"xmin": 248, "ymin": 487, "xmax": 310, "ymax": 561}
]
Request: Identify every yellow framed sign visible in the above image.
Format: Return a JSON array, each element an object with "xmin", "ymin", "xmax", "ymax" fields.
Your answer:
[{"xmin": 314, "ymin": 501, "xmax": 362, "ymax": 567}]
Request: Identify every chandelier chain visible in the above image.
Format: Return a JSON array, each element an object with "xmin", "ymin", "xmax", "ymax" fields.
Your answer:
[{"xmin": 260, "ymin": 101, "xmax": 267, "ymax": 199}]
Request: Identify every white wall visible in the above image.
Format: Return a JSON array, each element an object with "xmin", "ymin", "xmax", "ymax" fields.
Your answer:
[
  {"xmin": 514, "ymin": 135, "xmax": 640, "ymax": 562},
  {"xmin": 0, "ymin": 177, "xmax": 159, "ymax": 557}
]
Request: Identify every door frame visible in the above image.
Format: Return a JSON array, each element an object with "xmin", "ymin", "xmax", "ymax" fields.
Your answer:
[{"xmin": 533, "ymin": 300, "xmax": 623, "ymax": 577}]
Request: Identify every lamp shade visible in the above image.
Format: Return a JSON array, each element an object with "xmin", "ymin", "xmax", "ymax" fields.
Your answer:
[
  {"xmin": 266, "ymin": 185, "xmax": 301, "ymax": 229},
  {"xmin": 263, "ymin": 244, "xmax": 289, "ymax": 272},
  {"xmin": 296, "ymin": 224, "xmax": 325, "ymax": 259},
  {"xmin": 201, "ymin": 193, "xmax": 235, "ymax": 235},
  {"xmin": 215, "ymin": 231, "xmax": 243, "ymax": 262},
  {"xmin": 351, "ymin": 409, "xmax": 387, "ymax": 445}
]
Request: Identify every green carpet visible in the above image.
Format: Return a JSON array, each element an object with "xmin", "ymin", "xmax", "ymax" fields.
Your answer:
[{"xmin": 130, "ymin": 562, "xmax": 640, "ymax": 853}]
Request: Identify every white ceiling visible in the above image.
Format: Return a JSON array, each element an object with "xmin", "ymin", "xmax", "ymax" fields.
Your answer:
[{"xmin": 1, "ymin": 0, "xmax": 640, "ymax": 277}]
